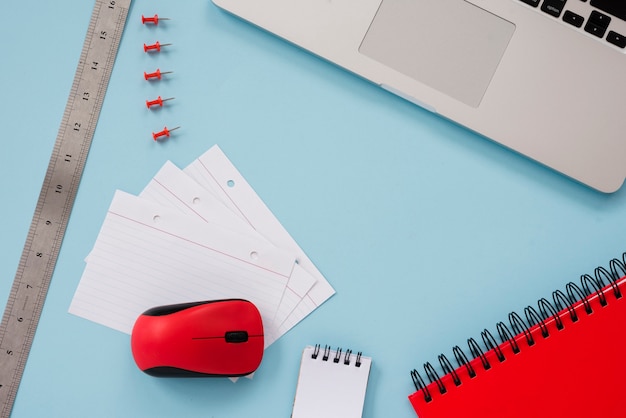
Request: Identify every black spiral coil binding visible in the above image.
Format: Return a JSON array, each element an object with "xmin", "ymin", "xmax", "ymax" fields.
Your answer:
[
  {"xmin": 410, "ymin": 252, "xmax": 626, "ymax": 402},
  {"xmin": 311, "ymin": 344, "xmax": 364, "ymax": 367}
]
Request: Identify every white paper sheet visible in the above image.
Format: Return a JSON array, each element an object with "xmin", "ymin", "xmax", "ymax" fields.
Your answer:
[{"xmin": 69, "ymin": 191, "xmax": 294, "ymax": 344}]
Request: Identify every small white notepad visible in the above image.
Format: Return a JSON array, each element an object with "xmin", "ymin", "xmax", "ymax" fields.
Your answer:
[{"xmin": 292, "ymin": 345, "xmax": 372, "ymax": 418}]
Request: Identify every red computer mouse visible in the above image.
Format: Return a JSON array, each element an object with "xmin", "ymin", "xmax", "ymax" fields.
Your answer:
[{"xmin": 130, "ymin": 299, "xmax": 264, "ymax": 377}]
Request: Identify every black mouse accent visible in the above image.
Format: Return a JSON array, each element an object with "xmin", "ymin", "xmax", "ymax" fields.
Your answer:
[
  {"xmin": 141, "ymin": 299, "xmax": 248, "ymax": 316},
  {"xmin": 225, "ymin": 331, "xmax": 249, "ymax": 343},
  {"xmin": 143, "ymin": 366, "xmax": 255, "ymax": 378}
]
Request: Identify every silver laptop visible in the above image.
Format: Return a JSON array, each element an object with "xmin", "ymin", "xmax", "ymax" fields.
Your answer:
[{"xmin": 212, "ymin": 0, "xmax": 626, "ymax": 193}]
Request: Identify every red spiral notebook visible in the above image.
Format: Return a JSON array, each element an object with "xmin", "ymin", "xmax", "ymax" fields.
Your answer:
[{"xmin": 408, "ymin": 253, "xmax": 626, "ymax": 418}]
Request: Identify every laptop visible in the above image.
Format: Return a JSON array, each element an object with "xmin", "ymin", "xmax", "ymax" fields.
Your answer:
[{"xmin": 211, "ymin": 0, "xmax": 626, "ymax": 193}]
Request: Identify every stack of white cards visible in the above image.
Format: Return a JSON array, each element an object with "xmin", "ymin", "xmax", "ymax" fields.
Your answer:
[{"xmin": 69, "ymin": 145, "xmax": 335, "ymax": 347}]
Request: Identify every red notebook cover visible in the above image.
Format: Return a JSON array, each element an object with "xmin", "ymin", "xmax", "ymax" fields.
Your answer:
[{"xmin": 408, "ymin": 254, "xmax": 626, "ymax": 418}]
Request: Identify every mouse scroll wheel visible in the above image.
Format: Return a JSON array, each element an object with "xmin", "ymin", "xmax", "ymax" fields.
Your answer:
[{"xmin": 225, "ymin": 331, "xmax": 249, "ymax": 343}]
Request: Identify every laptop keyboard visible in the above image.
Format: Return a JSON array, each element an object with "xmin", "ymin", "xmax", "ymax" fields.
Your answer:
[{"xmin": 518, "ymin": 0, "xmax": 626, "ymax": 50}]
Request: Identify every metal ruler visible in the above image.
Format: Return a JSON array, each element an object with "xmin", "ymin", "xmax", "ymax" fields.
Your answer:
[{"xmin": 0, "ymin": 1, "xmax": 131, "ymax": 416}]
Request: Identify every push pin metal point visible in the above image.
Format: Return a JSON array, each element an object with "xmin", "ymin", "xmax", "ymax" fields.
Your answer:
[
  {"xmin": 144, "ymin": 69, "xmax": 173, "ymax": 80},
  {"xmin": 146, "ymin": 96, "xmax": 175, "ymax": 109},
  {"xmin": 152, "ymin": 126, "xmax": 180, "ymax": 141},
  {"xmin": 142, "ymin": 14, "xmax": 170, "ymax": 25},
  {"xmin": 143, "ymin": 41, "xmax": 172, "ymax": 53}
]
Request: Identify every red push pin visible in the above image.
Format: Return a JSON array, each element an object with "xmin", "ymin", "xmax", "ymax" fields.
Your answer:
[
  {"xmin": 146, "ymin": 96, "xmax": 175, "ymax": 109},
  {"xmin": 141, "ymin": 14, "xmax": 170, "ymax": 25},
  {"xmin": 152, "ymin": 126, "xmax": 180, "ymax": 141},
  {"xmin": 143, "ymin": 41, "xmax": 172, "ymax": 53},
  {"xmin": 144, "ymin": 69, "xmax": 173, "ymax": 80}
]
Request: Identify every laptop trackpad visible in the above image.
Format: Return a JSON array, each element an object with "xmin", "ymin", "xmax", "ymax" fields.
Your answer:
[{"xmin": 359, "ymin": 0, "xmax": 515, "ymax": 107}]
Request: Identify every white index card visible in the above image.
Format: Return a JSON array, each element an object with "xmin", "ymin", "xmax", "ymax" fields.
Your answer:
[{"xmin": 69, "ymin": 190, "xmax": 295, "ymax": 344}]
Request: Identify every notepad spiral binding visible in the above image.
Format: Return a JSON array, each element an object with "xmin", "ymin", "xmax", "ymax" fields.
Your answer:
[
  {"xmin": 410, "ymin": 252, "xmax": 626, "ymax": 403},
  {"xmin": 312, "ymin": 344, "xmax": 364, "ymax": 367}
]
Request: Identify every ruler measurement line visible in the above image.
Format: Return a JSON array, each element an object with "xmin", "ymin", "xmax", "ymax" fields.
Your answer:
[{"xmin": 0, "ymin": 1, "xmax": 131, "ymax": 417}]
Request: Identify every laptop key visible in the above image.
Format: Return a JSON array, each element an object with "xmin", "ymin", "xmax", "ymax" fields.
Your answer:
[
  {"xmin": 585, "ymin": 22, "xmax": 607, "ymax": 37},
  {"xmin": 563, "ymin": 10, "xmax": 584, "ymax": 28},
  {"xmin": 588, "ymin": 10, "xmax": 611, "ymax": 28},
  {"xmin": 541, "ymin": 0, "xmax": 567, "ymax": 18},
  {"xmin": 585, "ymin": 11, "xmax": 610, "ymax": 38},
  {"xmin": 607, "ymin": 31, "xmax": 626, "ymax": 48}
]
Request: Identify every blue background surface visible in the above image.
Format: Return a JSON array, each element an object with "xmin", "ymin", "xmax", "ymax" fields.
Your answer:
[{"xmin": 1, "ymin": 1, "xmax": 625, "ymax": 417}]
